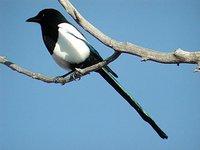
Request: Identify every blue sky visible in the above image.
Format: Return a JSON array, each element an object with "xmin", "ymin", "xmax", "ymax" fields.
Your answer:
[{"xmin": 0, "ymin": 0, "xmax": 200, "ymax": 150}]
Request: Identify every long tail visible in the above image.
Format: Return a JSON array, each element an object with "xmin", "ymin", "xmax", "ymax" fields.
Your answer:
[{"xmin": 97, "ymin": 68, "xmax": 168, "ymax": 139}]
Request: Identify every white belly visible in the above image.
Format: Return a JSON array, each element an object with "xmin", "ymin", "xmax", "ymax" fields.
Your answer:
[{"xmin": 52, "ymin": 23, "xmax": 90, "ymax": 70}]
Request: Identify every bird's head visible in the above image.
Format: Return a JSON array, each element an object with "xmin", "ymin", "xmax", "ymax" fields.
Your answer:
[{"xmin": 26, "ymin": 8, "xmax": 67, "ymax": 26}]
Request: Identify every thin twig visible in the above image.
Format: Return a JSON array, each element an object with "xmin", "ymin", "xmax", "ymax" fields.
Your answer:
[{"xmin": 0, "ymin": 51, "xmax": 120, "ymax": 84}]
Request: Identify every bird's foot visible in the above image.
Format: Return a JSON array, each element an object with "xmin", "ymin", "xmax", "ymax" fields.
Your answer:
[
  {"xmin": 54, "ymin": 70, "xmax": 75, "ymax": 79},
  {"xmin": 53, "ymin": 69, "xmax": 84, "ymax": 83},
  {"xmin": 70, "ymin": 68, "xmax": 83, "ymax": 80},
  {"xmin": 53, "ymin": 70, "xmax": 75, "ymax": 85}
]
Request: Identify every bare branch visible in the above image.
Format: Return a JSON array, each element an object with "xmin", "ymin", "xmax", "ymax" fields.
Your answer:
[
  {"xmin": 0, "ymin": 52, "xmax": 120, "ymax": 84},
  {"xmin": 0, "ymin": 56, "xmax": 69, "ymax": 84},
  {"xmin": 59, "ymin": 0, "xmax": 200, "ymax": 72}
]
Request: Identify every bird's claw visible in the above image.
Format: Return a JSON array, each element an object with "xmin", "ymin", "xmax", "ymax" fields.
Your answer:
[
  {"xmin": 70, "ymin": 69, "xmax": 82, "ymax": 80},
  {"xmin": 53, "ymin": 68, "xmax": 83, "ymax": 83}
]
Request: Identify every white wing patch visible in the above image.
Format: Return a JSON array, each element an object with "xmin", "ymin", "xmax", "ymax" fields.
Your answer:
[
  {"xmin": 58, "ymin": 23, "xmax": 86, "ymax": 40},
  {"xmin": 52, "ymin": 23, "xmax": 90, "ymax": 70}
]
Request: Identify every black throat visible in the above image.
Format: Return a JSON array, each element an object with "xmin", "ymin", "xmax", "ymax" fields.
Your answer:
[{"xmin": 41, "ymin": 25, "xmax": 58, "ymax": 55}]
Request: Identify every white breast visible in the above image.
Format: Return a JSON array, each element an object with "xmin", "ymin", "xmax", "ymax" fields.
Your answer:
[{"xmin": 52, "ymin": 23, "xmax": 90, "ymax": 70}]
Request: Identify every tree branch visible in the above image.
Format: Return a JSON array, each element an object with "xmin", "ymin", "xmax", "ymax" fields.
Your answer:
[
  {"xmin": 59, "ymin": 0, "xmax": 200, "ymax": 72},
  {"xmin": 0, "ymin": 52, "xmax": 120, "ymax": 84}
]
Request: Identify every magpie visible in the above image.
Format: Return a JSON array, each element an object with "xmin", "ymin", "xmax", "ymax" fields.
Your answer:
[{"xmin": 26, "ymin": 8, "xmax": 168, "ymax": 139}]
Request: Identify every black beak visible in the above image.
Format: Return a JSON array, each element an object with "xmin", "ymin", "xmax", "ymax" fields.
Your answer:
[{"xmin": 26, "ymin": 16, "xmax": 40, "ymax": 23}]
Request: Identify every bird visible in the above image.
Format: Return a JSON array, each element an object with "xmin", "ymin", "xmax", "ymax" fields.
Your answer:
[{"xmin": 26, "ymin": 8, "xmax": 168, "ymax": 139}]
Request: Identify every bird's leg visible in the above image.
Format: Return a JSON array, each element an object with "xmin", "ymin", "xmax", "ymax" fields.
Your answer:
[
  {"xmin": 54, "ymin": 70, "xmax": 75, "ymax": 80},
  {"xmin": 61, "ymin": 70, "xmax": 75, "ymax": 78},
  {"xmin": 70, "ymin": 68, "xmax": 83, "ymax": 80},
  {"xmin": 53, "ymin": 70, "xmax": 76, "ymax": 84}
]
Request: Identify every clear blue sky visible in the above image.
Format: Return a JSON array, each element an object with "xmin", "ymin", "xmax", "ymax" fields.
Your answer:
[{"xmin": 1, "ymin": 0, "xmax": 200, "ymax": 150}]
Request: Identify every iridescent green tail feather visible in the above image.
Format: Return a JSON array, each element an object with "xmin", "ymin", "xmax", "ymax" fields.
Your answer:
[{"xmin": 98, "ymin": 68, "xmax": 168, "ymax": 139}]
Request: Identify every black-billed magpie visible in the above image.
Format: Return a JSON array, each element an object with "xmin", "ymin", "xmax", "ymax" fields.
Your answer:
[{"xmin": 26, "ymin": 8, "xmax": 167, "ymax": 139}]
